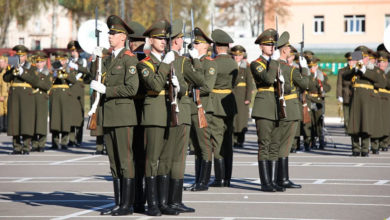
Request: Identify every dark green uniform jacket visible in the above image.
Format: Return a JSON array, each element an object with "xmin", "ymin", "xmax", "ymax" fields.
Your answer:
[
  {"xmin": 337, "ymin": 65, "xmax": 353, "ymax": 104},
  {"xmin": 100, "ymin": 49, "xmax": 139, "ymax": 127},
  {"xmin": 33, "ymin": 68, "xmax": 52, "ymax": 135},
  {"xmin": 4, "ymin": 62, "xmax": 38, "ymax": 136},
  {"xmin": 69, "ymin": 57, "xmax": 89, "ymax": 127}
]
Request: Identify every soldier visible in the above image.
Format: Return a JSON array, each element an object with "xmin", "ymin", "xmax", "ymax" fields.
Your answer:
[
  {"xmin": 377, "ymin": 51, "xmax": 390, "ymax": 151},
  {"xmin": 274, "ymin": 32, "xmax": 314, "ymax": 189},
  {"xmin": 344, "ymin": 46, "xmax": 381, "ymax": 156},
  {"xmin": 250, "ymin": 29, "xmax": 285, "ymax": 192},
  {"xmin": 90, "ymin": 15, "xmax": 139, "ymax": 216},
  {"xmin": 67, "ymin": 41, "xmax": 89, "ymax": 147},
  {"xmin": 230, "ymin": 45, "xmax": 253, "ymax": 149},
  {"xmin": 188, "ymin": 27, "xmax": 217, "ymax": 192},
  {"xmin": 31, "ymin": 51, "xmax": 52, "ymax": 152},
  {"xmin": 4, "ymin": 45, "xmax": 38, "ymax": 155},
  {"xmin": 136, "ymin": 19, "xmax": 179, "ymax": 216},
  {"xmin": 49, "ymin": 51, "xmax": 77, "ymax": 150},
  {"xmin": 209, "ymin": 29, "xmax": 237, "ymax": 187},
  {"xmin": 128, "ymin": 20, "xmax": 147, "ymax": 213},
  {"xmin": 0, "ymin": 55, "xmax": 10, "ymax": 132}
]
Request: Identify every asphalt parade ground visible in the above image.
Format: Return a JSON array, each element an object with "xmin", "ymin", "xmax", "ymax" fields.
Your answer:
[{"xmin": 0, "ymin": 119, "xmax": 389, "ymax": 220}]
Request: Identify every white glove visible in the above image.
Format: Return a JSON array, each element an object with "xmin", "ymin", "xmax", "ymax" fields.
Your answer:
[
  {"xmin": 68, "ymin": 61, "xmax": 78, "ymax": 70},
  {"xmin": 18, "ymin": 66, "xmax": 24, "ymax": 75},
  {"xmin": 91, "ymin": 80, "xmax": 106, "ymax": 94},
  {"xmin": 271, "ymin": 49, "xmax": 280, "ymax": 60},
  {"xmin": 171, "ymin": 75, "xmax": 180, "ymax": 92},
  {"xmin": 338, "ymin": 97, "xmax": 343, "ymax": 103},
  {"xmin": 279, "ymin": 73, "xmax": 285, "ymax": 83},
  {"xmin": 359, "ymin": 64, "xmax": 367, "ymax": 74},
  {"xmin": 75, "ymin": 73, "xmax": 83, "ymax": 80},
  {"xmin": 93, "ymin": 46, "xmax": 104, "ymax": 58},
  {"xmin": 162, "ymin": 51, "xmax": 175, "ymax": 64},
  {"xmin": 189, "ymin": 48, "xmax": 199, "ymax": 59},
  {"xmin": 299, "ymin": 56, "xmax": 308, "ymax": 68}
]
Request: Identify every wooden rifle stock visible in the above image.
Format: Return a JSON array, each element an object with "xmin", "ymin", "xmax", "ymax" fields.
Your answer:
[
  {"xmin": 302, "ymin": 92, "xmax": 311, "ymax": 124},
  {"xmin": 168, "ymin": 66, "xmax": 178, "ymax": 127},
  {"xmin": 87, "ymin": 60, "xmax": 99, "ymax": 130},
  {"xmin": 195, "ymin": 89, "xmax": 207, "ymax": 128},
  {"xmin": 276, "ymin": 65, "xmax": 287, "ymax": 119}
]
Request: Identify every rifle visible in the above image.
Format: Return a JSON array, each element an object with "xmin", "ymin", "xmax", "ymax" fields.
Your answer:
[
  {"xmin": 190, "ymin": 8, "xmax": 207, "ymax": 128},
  {"xmin": 87, "ymin": 6, "xmax": 102, "ymax": 130},
  {"xmin": 167, "ymin": 1, "xmax": 178, "ymax": 127},
  {"xmin": 275, "ymin": 16, "xmax": 287, "ymax": 119},
  {"xmin": 211, "ymin": 12, "xmax": 216, "ymax": 58},
  {"xmin": 299, "ymin": 23, "xmax": 310, "ymax": 123}
]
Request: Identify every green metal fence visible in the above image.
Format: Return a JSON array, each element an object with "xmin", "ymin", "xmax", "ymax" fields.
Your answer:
[{"xmin": 319, "ymin": 62, "xmax": 347, "ymax": 75}]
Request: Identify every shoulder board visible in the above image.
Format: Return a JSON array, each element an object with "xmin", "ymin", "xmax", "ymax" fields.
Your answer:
[
  {"xmin": 123, "ymin": 50, "xmax": 135, "ymax": 57},
  {"xmin": 141, "ymin": 56, "xmax": 151, "ymax": 62},
  {"xmin": 140, "ymin": 56, "xmax": 155, "ymax": 72},
  {"xmin": 255, "ymin": 58, "xmax": 266, "ymax": 69},
  {"xmin": 205, "ymin": 56, "xmax": 214, "ymax": 61}
]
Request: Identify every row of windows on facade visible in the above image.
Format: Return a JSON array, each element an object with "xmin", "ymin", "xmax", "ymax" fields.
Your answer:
[{"xmin": 313, "ymin": 14, "xmax": 390, "ymax": 33}]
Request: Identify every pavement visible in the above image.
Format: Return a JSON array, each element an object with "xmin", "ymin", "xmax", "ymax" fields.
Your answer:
[{"xmin": 0, "ymin": 120, "xmax": 389, "ymax": 220}]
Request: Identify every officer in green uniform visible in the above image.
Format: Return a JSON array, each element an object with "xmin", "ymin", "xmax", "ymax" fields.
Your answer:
[
  {"xmin": 31, "ymin": 51, "xmax": 52, "ymax": 152},
  {"xmin": 136, "ymin": 19, "xmax": 179, "ymax": 216},
  {"xmin": 50, "ymin": 51, "xmax": 77, "ymax": 150},
  {"xmin": 188, "ymin": 27, "xmax": 217, "ymax": 192},
  {"xmin": 160, "ymin": 19, "xmax": 203, "ymax": 213},
  {"xmin": 250, "ymin": 29, "xmax": 284, "ymax": 192},
  {"xmin": 128, "ymin": 20, "xmax": 147, "ymax": 213},
  {"xmin": 4, "ymin": 45, "xmax": 38, "ymax": 154},
  {"xmin": 376, "ymin": 51, "xmax": 390, "ymax": 152},
  {"xmin": 273, "ymin": 32, "xmax": 314, "ymax": 189},
  {"xmin": 230, "ymin": 45, "xmax": 253, "ymax": 149},
  {"xmin": 344, "ymin": 46, "xmax": 381, "ymax": 156},
  {"xmin": 67, "ymin": 41, "xmax": 89, "ymax": 147},
  {"xmin": 90, "ymin": 15, "xmax": 139, "ymax": 216},
  {"xmin": 209, "ymin": 29, "xmax": 237, "ymax": 187}
]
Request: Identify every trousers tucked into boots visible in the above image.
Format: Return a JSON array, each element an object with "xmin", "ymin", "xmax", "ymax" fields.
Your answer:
[
  {"xmin": 168, "ymin": 178, "xmax": 195, "ymax": 213},
  {"xmin": 209, "ymin": 158, "xmax": 225, "ymax": 187},
  {"xmin": 191, "ymin": 159, "xmax": 211, "ymax": 191},
  {"xmin": 268, "ymin": 160, "xmax": 285, "ymax": 192},
  {"xmin": 101, "ymin": 178, "xmax": 121, "ymax": 215},
  {"xmin": 111, "ymin": 178, "xmax": 135, "ymax": 216},
  {"xmin": 146, "ymin": 176, "xmax": 161, "ymax": 216},
  {"xmin": 277, "ymin": 157, "xmax": 301, "ymax": 188},
  {"xmin": 157, "ymin": 175, "xmax": 179, "ymax": 215}
]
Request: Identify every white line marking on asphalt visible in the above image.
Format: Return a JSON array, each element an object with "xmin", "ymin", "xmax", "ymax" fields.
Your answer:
[
  {"xmin": 13, "ymin": 178, "xmax": 32, "ymax": 183},
  {"xmin": 49, "ymin": 155, "xmax": 101, "ymax": 165},
  {"xmin": 0, "ymin": 216, "xmax": 336, "ymax": 220},
  {"xmin": 71, "ymin": 177, "xmax": 92, "ymax": 183},
  {"xmin": 374, "ymin": 180, "xmax": 389, "ymax": 185},
  {"xmin": 301, "ymin": 163, "xmax": 311, "ymax": 166},
  {"xmin": 355, "ymin": 163, "xmax": 364, "ymax": 167},
  {"xmin": 313, "ymin": 179, "xmax": 326, "ymax": 184},
  {"xmin": 50, "ymin": 202, "xmax": 114, "ymax": 220},
  {"xmin": 222, "ymin": 218, "xmax": 235, "ymax": 220}
]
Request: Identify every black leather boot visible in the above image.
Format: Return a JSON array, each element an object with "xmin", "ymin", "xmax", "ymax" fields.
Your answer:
[
  {"xmin": 185, "ymin": 158, "xmax": 201, "ymax": 191},
  {"xmin": 191, "ymin": 160, "xmax": 211, "ymax": 191},
  {"xmin": 224, "ymin": 155, "xmax": 233, "ymax": 187},
  {"xmin": 209, "ymin": 158, "xmax": 225, "ymax": 187},
  {"xmin": 168, "ymin": 178, "xmax": 195, "ymax": 213},
  {"xmin": 258, "ymin": 161, "xmax": 275, "ymax": 192},
  {"xmin": 133, "ymin": 167, "xmax": 145, "ymax": 213},
  {"xmin": 101, "ymin": 178, "xmax": 121, "ymax": 215},
  {"xmin": 111, "ymin": 178, "xmax": 134, "ymax": 216},
  {"xmin": 277, "ymin": 157, "xmax": 301, "ymax": 189},
  {"xmin": 157, "ymin": 175, "xmax": 179, "ymax": 215},
  {"xmin": 145, "ymin": 176, "xmax": 161, "ymax": 216},
  {"xmin": 268, "ymin": 160, "xmax": 285, "ymax": 192}
]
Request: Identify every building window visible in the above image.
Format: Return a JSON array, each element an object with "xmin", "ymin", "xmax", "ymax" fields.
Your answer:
[
  {"xmin": 344, "ymin": 15, "xmax": 365, "ymax": 33},
  {"xmin": 19, "ymin": 38, "xmax": 24, "ymax": 45},
  {"xmin": 313, "ymin": 16, "xmax": 324, "ymax": 33},
  {"xmin": 386, "ymin": 14, "xmax": 390, "ymax": 28}
]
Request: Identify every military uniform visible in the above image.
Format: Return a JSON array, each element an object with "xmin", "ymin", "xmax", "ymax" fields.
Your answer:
[
  {"xmin": 250, "ymin": 29, "xmax": 284, "ymax": 192},
  {"xmin": 3, "ymin": 45, "xmax": 39, "ymax": 154},
  {"xmin": 0, "ymin": 55, "xmax": 10, "ymax": 132},
  {"xmin": 209, "ymin": 29, "xmax": 237, "ymax": 188},
  {"xmin": 231, "ymin": 45, "xmax": 253, "ymax": 148},
  {"xmin": 49, "ymin": 51, "xmax": 77, "ymax": 150},
  {"xmin": 31, "ymin": 52, "xmax": 52, "ymax": 152},
  {"xmin": 345, "ymin": 46, "xmax": 381, "ymax": 156},
  {"xmin": 67, "ymin": 41, "xmax": 89, "ymax": 147},
  {"xmin": 188, "ymin": 27, "xmax": 217, "ymax": 192},
  {"xmin": 377, "ymin": 51, "xmax": 390, "ymax": 151},
  {"xmin": 337, "ymin": 53, "xmax": 354, "ymax": 132}
]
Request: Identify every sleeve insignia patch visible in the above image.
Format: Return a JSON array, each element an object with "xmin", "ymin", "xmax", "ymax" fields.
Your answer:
[
  {"xmin": 209, "ymin": 67, "xmax": 215, "ymax": 75},
  {"xmin": 142, "ymin": 68, "xmax": 149, "ymax": 77},
  {"xmin": 129, "ymin": 66, "xmax": 136, "ymax": 75},
  {"xmin": 256, "ymin": 65, "xmax": 264, "ymax": 72}
]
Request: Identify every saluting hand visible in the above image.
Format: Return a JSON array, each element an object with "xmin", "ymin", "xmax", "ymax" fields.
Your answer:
[{"xmin": 91, "ymin": 80, "xmax": 106, "ymax": 94}]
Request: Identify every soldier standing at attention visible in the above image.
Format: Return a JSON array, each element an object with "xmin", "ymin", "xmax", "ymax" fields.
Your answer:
[
  {"xmin": 377, "ymin": 51, "xmax": 390, "ymax": 152},
  {"xmin": 231, "ymin": 45, "xmax": 253, "ymax": 149},
  {"xmin": 67, "ymin": 41, "xmax": 89, "ymax": 147},
  {"xmin": 128, "ymin": 20, "xmax": 147, "ymax": 214},
  {"xmin": 250, "ymin": 29, "xmax": 284, "ymax": 192},
  {"xmin": 209, "ymin": 29, "xmax": 237, "ymax": 188},
  {"xmin": 188, "ymin": 27, "xmax": 217, "ymax": 192},
  {"xmin": 344, "ymin": 46, "xmax": 380, "ymax": 157},
  {"xmin": 49, "ymin": 51, "xmax": 77, "ymax": 150},
  {"xmin": 90, "ymin": 15, "xmax": 139, "ymax": 216},
  {"xmin": 136, "ymin": 19, "xmax": 179, "ymax": 216},
  {"xmin": 31, "ymin": 51, "xmax": 52, "ymax": 152},
  {"xmin": 4, "ymin": 45, "xmax": 38, "ymax": 155},
  {"xmin": 336, "ymin": 52, "xmax": 355, "ymax": 145},
  {"xmin": 0, "ymin": 55, "xmax": 10, "ymax": 132}
]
